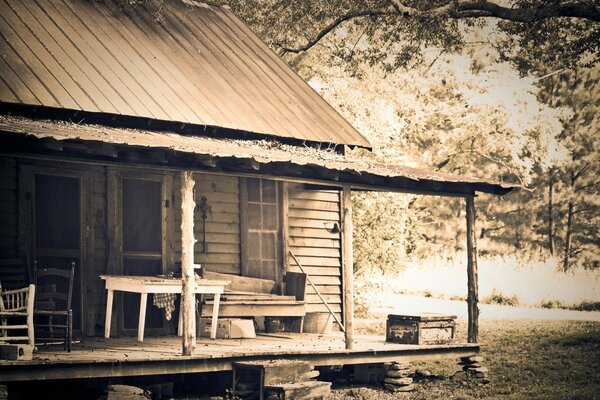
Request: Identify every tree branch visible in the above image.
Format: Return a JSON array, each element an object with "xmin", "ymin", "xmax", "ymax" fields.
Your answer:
[
  {"xmin": 389, "ymin": 0, "xmax": 600, "ymax": 22},
  {"xmin": 277, "ymin": 1, "xmax": 600, "ymax": 55},
  {"xmin": 277, "ymin": 8, "xmax": 395, "ymax": 55}
]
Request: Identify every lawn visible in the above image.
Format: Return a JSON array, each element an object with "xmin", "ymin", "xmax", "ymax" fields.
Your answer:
[{"xmin": 331, "ymin": 318, "xmax": 600, "ymax": 400}]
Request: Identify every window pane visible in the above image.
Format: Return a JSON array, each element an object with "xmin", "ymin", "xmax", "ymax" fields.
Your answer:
[
  {"xmin": 261, "ymin": 260, "xmax": 276, "ymax": 281},
  {"xmin": 248, "ymin": 232, "xmax": 261, "ymax": 259},
  {"xmin": 123, "ymin": 179, "xmax": 162, "ymax": 252},
  {"xmin": 262, "ymin": 180, "xmax": 276, "ymax": 204},
  {"xmin": 248, "ymin": 203, "xmax": 261, "ymax": 229},
  {"xmin": 261, "ymin": 233, "xmax": 276, "ymax": 261},
  {"xmin": 35, "ymin": 174, "xmax": 80, "ymax": 250},
  {"xmin": 262, "ymin": 204, "xmax": 278, "ymax": 230},
  {"xmin": 247, "ymin": 178, "xmax": 261, "ymax": 202}
]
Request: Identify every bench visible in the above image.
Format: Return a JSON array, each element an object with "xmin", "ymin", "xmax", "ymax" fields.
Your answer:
[{"xmin": 201, "ymin": 271, "xmax": 307, "ymax": 332}]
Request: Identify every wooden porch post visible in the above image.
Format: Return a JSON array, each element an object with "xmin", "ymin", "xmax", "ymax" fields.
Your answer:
[
  {"xmin": 341, "ymin": 186, "xmax": 354, "ymax": 349},
  {"xmin": 181, "ymin": 171, "xmax": 197, "ymax": 356},
  {"xmin": 465, "ymin": 195, "xmax": 479, "ymax": 343}
]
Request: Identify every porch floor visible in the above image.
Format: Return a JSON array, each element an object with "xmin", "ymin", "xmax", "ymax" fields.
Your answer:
[{"xmin": 0, "ymin": 333, "xmax": 479, "ymax": 381}]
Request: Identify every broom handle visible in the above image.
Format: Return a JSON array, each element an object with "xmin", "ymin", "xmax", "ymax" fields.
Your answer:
[{"xmin": 289, "ymin": 250, "xmax": 345, "ymax": 333}]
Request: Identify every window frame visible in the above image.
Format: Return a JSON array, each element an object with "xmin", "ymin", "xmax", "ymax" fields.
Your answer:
[{"xmin": 239, "ymin": 178, "xmax": 287, "ymax": 283}]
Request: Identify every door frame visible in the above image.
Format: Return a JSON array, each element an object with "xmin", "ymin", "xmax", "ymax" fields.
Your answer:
[
  {"xmin": 106, "ymin": 168, "xmax": 174, "ymax": 335},
  {"xmin": 18, "ymin": 164, "xmax": 93, "ymax": 335}
]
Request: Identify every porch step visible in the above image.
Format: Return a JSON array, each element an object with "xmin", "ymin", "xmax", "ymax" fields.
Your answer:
[{"xmin": 232, "ymin": 360, "xmax": 327, "ymax": 400}]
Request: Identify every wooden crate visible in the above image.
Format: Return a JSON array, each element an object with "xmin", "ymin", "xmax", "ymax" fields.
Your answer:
[{"xmin": 386, "ymin": 313, "xmax": 456, "ymax": 345}]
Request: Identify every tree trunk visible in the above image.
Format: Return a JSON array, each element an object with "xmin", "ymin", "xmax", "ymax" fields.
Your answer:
[
  {"xmin": 548, "ymin": 171, "xmax": 555, "ymax": 255},
  {"xmin": 181, "ymin": 171, "xmax": 197, "ymax": 356},
  {"xmin": 465, "ymin": 196, "xmax": 479, "ymax": 343},
  {"xmin": 563, "ymin": 200, "xmax": 574, "ymax": 272}
]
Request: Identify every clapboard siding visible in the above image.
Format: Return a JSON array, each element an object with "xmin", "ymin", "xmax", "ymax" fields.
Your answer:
[
  {"xmin": 287, "ymin": 184, "xmax": 342, "ymax": 318},
  {"xmin": 174, "ymin": 173, "xmax": 241, "ymax": 275},
  {"xmin": 0, "ymin": 156, "xmax": 18, "ymax": 258},
  {"xmin": 90, "ymin": 167, "xmax": 108, "ymax": 335}
]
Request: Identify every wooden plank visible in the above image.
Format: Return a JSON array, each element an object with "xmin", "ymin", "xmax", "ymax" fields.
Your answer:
[
  {"xmin": 304, "ymin": 276, "xmax": 341, "ymax": 286},
  {"xmin": 288, "ymin": 247, "xmax": 340, "ymax": 258},
  {"xmin": 204, "ymin": 271, "xmax": 277, "ymax": 294},
  {"xmin": 289, "ymin": 209, "xmax": 339, "ymax": 221},
  {"xmin": 204, "ymin": 264, "xmax": 240, "ymax": 275},
  {"xmin": 289, "ymin": 190, "xmax": 340, "ymax": 203},
  {"xmin": 289, "ymin": 199, "xmax": 340, "ymax": 212},
  {"xmin": 341, "ymin": 186, "xmax": 354, "ymax": 349},
  {"xmin": 289, "ymin": 261, "xmax": 341, "ymax": 279},
  {"xmin": 289, "ymin": 218, "xmax": 338, "ymax": 230},
  {"xmin": 239, "ymin": 178, "xmax": 249, "ymax": 277},
  {"xmin": 195, "ymin": 176, "xmax": 239, "ymax": 194},
  {"xmin": 289, "ymin": 227, "xmax": 340, "ymax": 239},
  {"xmin": 194, "ymin": 243, "xmax": 240, "ymax": 254},
  {"xmin": 306, "ymin": 303, "xmax": 342, "ymax": 313},
  {"xmin": 195, "ymin": 212, "xmax": 239, "ymax": 224},
  {"xmin": 193, "ymin": 191, "xmax": 239, "ymax": 204},
  {"xmin": 289, "ymin": 257, "xmax": 341, "ymax": 268},
  {"xmin": 195, "ymin": 253, "xmax": 239, "ymax": 264},
  {"xmin": 282, "ymin": 182, "xmax": 290, "ymax": 274},
  {"xmin": 306, "ymin": 285, "xmax": 341, "ymax": 295},
  {"xmin": 197, "ymin": 202, "xmax": 239, "ymax": 214},
  {"xmin": 289, "ymin": 238, "xmax": 340, "ymax": 249},
  {"xmin": 306, "ymin": 294, "xmax": 341, "ymax": 304}
]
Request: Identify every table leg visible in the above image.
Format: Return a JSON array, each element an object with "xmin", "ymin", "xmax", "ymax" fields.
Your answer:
[
  {"xmin": 177, "ymin": 297, "xmax": 183, "ymax": 337},
  {"xmin": 138, "ymin": 293, "xmax": 148, "ymax": 342},
  {"xmin": 104, "ymin": 289, "xmax": 114, "ymax": 338},
  {"xmin": 210, "ymin": 293, "xmax": 220, "ymax": 340}
]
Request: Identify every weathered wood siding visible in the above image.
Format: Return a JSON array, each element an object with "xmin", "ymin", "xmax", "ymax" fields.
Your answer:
[
  {"xmin": 89, "ymin": 167, "xmax": 107, "ymax": 336},
  {"xmin": 0, "ymin": 157, "xmax": 18, "ymax": 259},
  {"xmin": 173, "ymin": 174, "xmax": 241, "ymax": 275},
  {"xmin": 287, "ymin": 184, "xmax": 342, "ymax": 317}
]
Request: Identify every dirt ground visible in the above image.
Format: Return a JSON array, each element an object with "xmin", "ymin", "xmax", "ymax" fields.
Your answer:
[{"xmin": 328, "ymin": 318, "xmax": 600, "ymax": 400}]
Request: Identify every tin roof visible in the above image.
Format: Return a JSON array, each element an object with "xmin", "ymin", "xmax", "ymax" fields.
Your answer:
[
  {"xmin": 0, "ymin": 116, "xmax": 517, "ymax": 196},
  {"xmin": 0, "ymin": 0, "xmax": 371, "ymax": 148}
]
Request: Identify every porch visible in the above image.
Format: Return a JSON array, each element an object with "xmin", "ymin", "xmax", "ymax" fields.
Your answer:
[{"xmin": 0, "ymin": 333, "xmax": 479, "ymax": 382}]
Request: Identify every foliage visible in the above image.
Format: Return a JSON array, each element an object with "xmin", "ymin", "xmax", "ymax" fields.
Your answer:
[
  {"xmin": 229, "ymin": 0, "xmax": 600, "ymax": 72},
  {"xmin": 482, "ymin": 289, "xmax": 520, "ymax": 306}
]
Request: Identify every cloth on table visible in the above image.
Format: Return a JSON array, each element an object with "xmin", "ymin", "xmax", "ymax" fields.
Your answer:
[{"xmin": 153, "ymin": 293, "xmax": 176, "ymax": 321}]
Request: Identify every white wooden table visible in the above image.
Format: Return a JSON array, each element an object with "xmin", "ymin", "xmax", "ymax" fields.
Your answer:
[{"xmin": 99, "ymin": 275, "xmax": 229, "ymax": 341}]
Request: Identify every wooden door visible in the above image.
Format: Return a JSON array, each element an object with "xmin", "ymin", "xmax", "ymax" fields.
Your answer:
[
  {"xmin": 24, "ymin": 170, "xmax": 86, "ymax": 333},
  {"xmin": 108, "ymin": 171, "xmax": 172, "ymax": 334}
]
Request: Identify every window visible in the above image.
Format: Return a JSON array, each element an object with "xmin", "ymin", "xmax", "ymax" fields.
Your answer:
[{"xmin": 246, "ymin": 178, "xmax": 280, "ymax": 281}]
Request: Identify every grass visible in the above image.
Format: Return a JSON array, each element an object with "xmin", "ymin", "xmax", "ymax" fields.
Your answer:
[{"xmin": 331, "ymin": 318, "xmax": 600, "ymax": 399}]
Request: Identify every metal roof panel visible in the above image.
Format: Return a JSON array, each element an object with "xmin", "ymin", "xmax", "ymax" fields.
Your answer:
[{"xmin": 0, "ymin": 0, "xmax": 372, "ymax": 148}]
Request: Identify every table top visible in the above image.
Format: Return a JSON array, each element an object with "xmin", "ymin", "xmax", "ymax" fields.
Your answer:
[{"xmin": 99, "ymin": 275, "xmax": 230, "ymax": 287}]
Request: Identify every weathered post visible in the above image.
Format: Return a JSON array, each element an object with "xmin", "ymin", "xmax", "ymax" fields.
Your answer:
[
  {"xmin": 341, "ymin": 186, "xmax": 354, "ymax": 349},
  {"xmin": 465, "ymin": 195, "xmax": 479, "ymax": 343},
  {"xmin": 181, "ymin": 171, "xmax": 197, "ymax": 356}
]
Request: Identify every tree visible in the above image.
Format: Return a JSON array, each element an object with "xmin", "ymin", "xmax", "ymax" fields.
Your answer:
[{"xmin": 230, "ymin": 1, "xmax": 599, "ymax": 72}]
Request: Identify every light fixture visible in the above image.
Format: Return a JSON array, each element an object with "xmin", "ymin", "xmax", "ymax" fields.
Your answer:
[{"xmin": 325, "ymin": 222, "xmax": 340, "ymax": 234}]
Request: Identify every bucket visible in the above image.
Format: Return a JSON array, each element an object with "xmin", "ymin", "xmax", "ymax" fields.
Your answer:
[
  {"xmin": 265, "ymin": 317, "xmax": 286, "ymax": 333},
  {"xmin": 303, "ymin": 312, "xmax": 333, "ymax": 334}
]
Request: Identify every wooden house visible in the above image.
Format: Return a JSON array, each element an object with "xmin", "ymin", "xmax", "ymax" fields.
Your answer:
[{"xmin": 0, "ymin": 0, "xmax": 514, "ymax": 386}]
